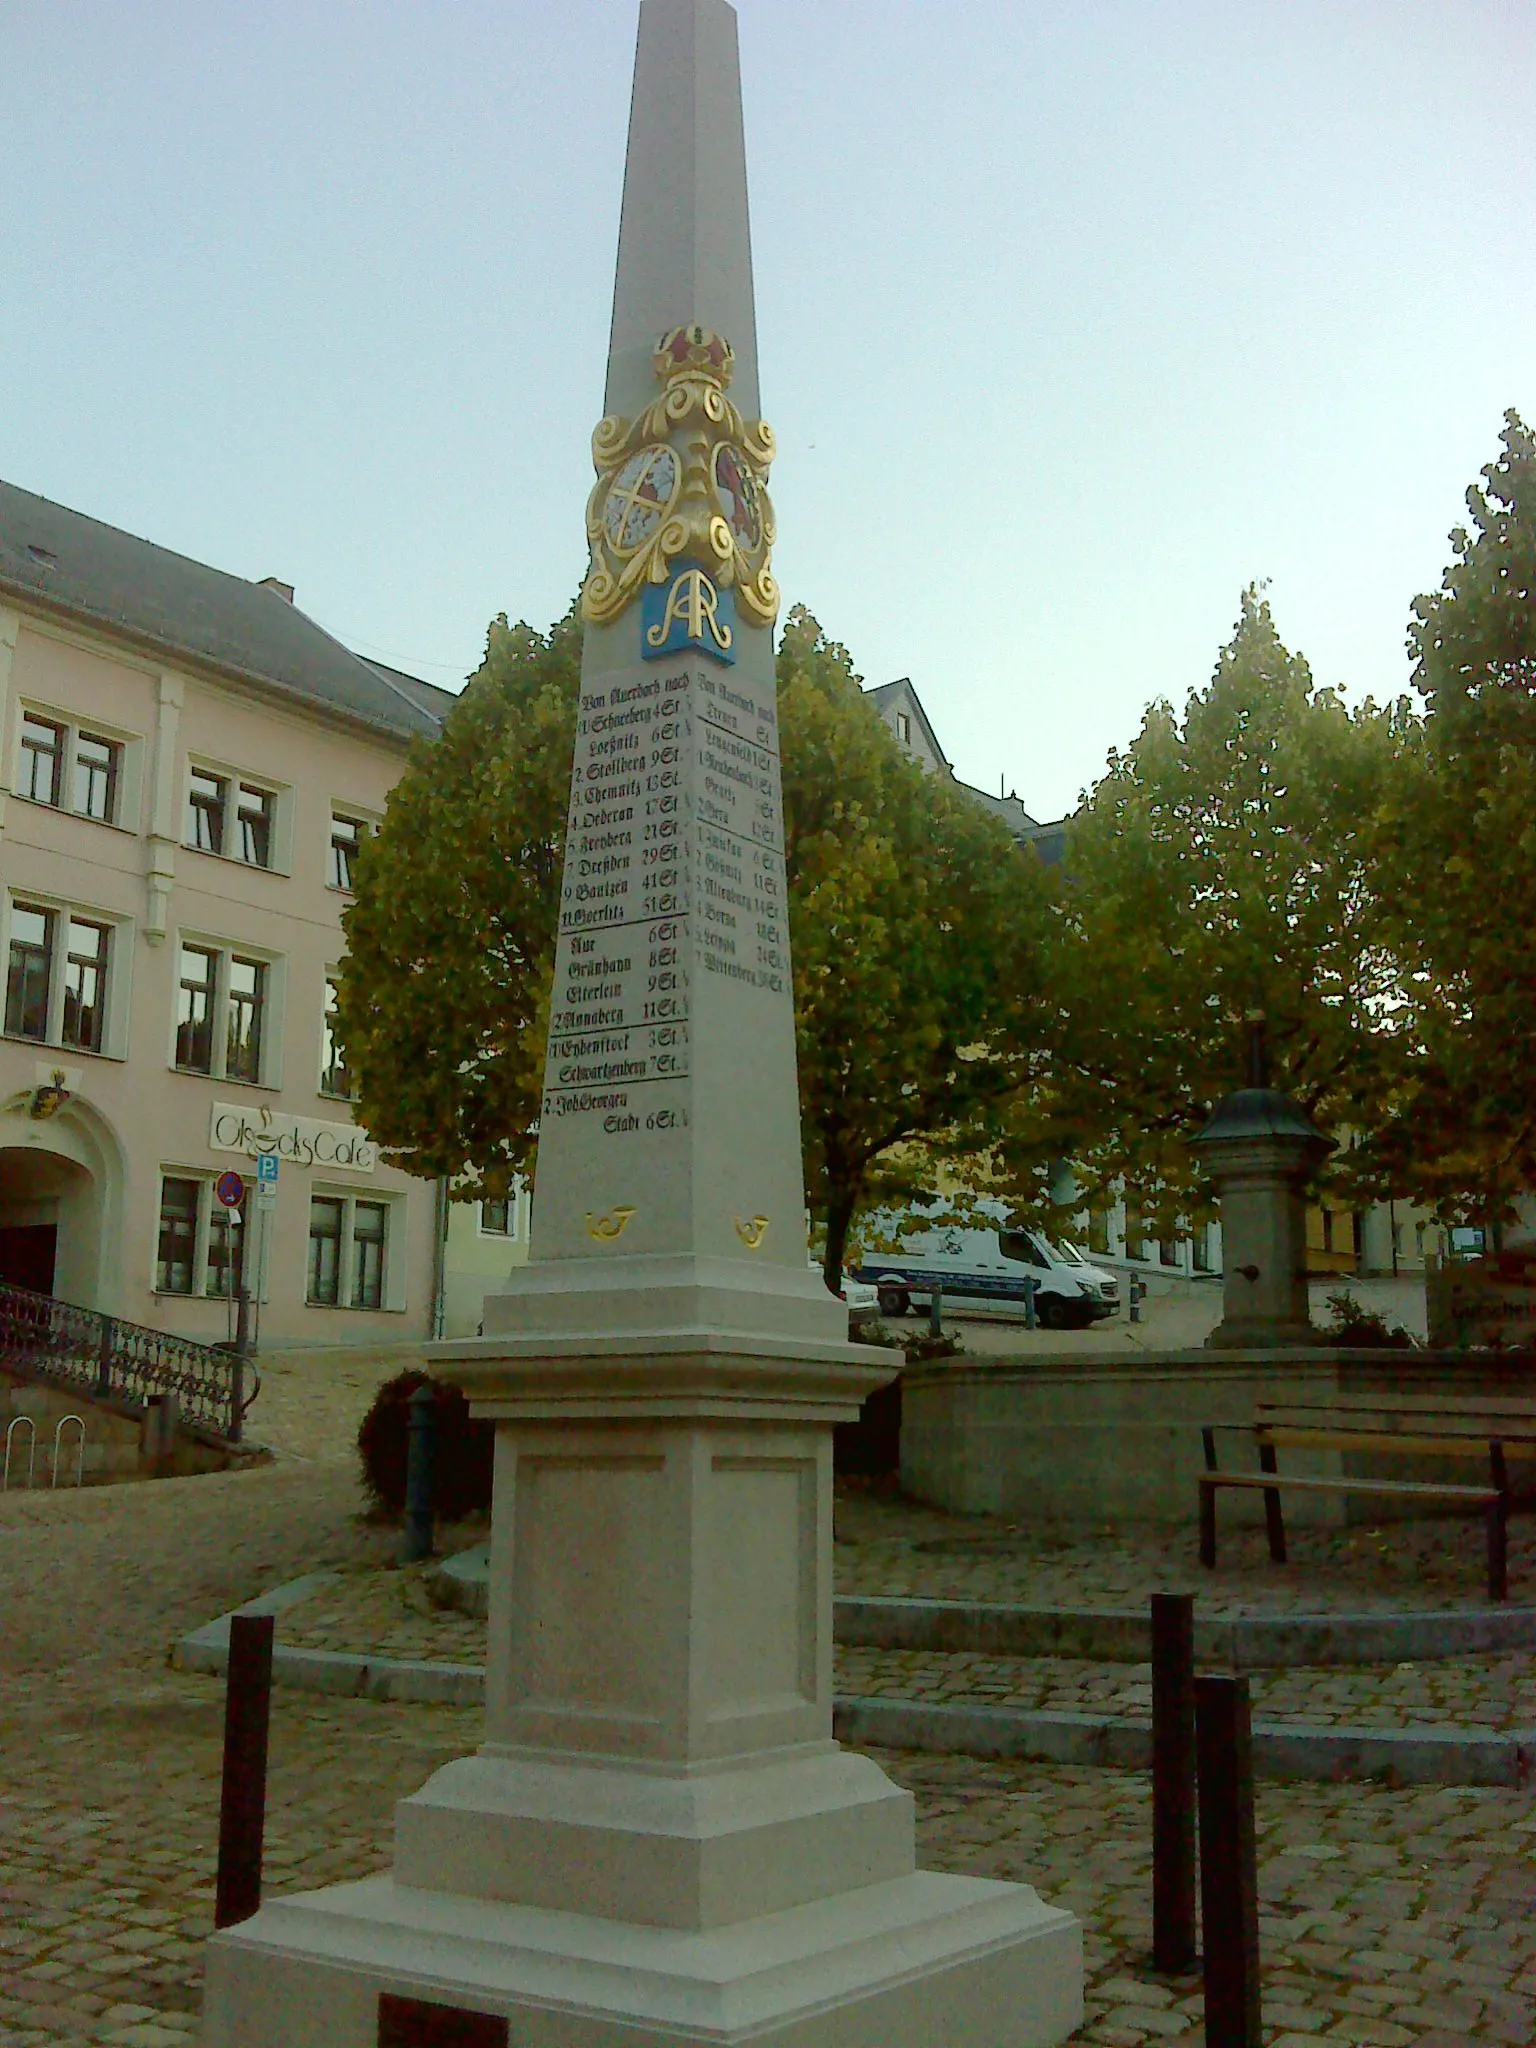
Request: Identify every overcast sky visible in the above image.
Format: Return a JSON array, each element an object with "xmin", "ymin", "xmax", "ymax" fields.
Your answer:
[{"xmin": 3, "ymin": 1, "xmax": 1532, "ymax": 820}]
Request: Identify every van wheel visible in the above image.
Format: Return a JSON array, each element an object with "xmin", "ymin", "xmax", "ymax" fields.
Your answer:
[
  {"xmin": 878, "ymin": 1286, "xmax": 910, "ymax": 1318},
  {"xmin": 1037, "ymin": 1294, "xmax": 1073, "ymax": 1331}
]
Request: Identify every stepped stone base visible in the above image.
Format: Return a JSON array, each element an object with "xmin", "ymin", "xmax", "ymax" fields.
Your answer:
[{"xmin": 203, "ymin": 1867, "xmax": 1081, "ymax": 2047}]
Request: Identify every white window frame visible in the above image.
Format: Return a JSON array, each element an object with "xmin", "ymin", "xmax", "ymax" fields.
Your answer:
[
  {"xmin": 11, "ymin": 698, "xmax": 144, "ymax": 833},
  {"xmin": 152, "ymin": 1169, "xmax": 249, "ymax": 1299},
  {"xmin": 1, "ymin": 891, "xmax": 132, "ymax": 1059},
  {"xmin": 476, "ymin": 1179, "xmax": 527, "ymax": 1242},
  {"xmin": 184, "ymin": 755, "xmax": 292, "ymax": 874},
  {"xmin": 306, "ymin": 1186, "xmax": 404, "ymax": 1312},
  {"xmin": 326, "ymin": 805, "xmax": 378, "ymax": 893},
  {"xmin": 894, "ymin": 711, "xmax": 912, "ymax": 745},
  {"xmin": 170, "ymin": 932, "xmax": 284, "ymax": 1088}
]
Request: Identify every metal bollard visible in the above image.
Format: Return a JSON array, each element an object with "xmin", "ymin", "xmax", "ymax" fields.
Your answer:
[
  {"xmin": 402, "ymin": 1383, "xmax": 438, "ymax": 1564},
  {"xmin": 215, "ymin": 1611, "xmax": 276, "ymax": 1929},
  {"xmin": 1150, "ymin": 1593, "xmax": 1197, "ymax": 1975},
  {"xmin": 1129, "ymin": 1277, "xmax": 1142, "ymax": 1323},
  {"xmin": 1195, "ymin": 1672, "xmax": 1263, "ymax": 2047},
  {"xmin": 928, "ymin": 1284, "xmax": 944, "ymax": 1339}
]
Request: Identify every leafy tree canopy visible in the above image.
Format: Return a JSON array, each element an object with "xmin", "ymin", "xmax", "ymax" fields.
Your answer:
[
  {"xmin": 1010, "ymin": 586, "xmax": 1410, "ymax": 1236},
  {"xmin": 337, "ymin": 603, "xmax": 1054, "ymax": 1280},
  {"xmin": 1361, "ymin": 410, "xmax": 1536, "ymax": 1235}
]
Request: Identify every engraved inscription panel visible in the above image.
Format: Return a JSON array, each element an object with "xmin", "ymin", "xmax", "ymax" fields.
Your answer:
[{"xmin": 542, "ymin": 662, "xmax": 789, "ymax": 1142}]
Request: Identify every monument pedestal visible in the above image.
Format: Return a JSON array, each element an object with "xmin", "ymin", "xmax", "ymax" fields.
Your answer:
[{"xmin": 203, "ymin": 1314, "xmax": 1080, "ymax": 2046}]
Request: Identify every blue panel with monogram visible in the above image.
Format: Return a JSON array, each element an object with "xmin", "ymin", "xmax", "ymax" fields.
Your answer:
[{"xmin": 641, "ymin": 562, "xmax": 737, "ymax": 665}]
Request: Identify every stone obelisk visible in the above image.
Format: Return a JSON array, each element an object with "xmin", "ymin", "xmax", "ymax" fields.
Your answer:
[{"xmin": 201, "ymin": 4, "xmax": 1081, "ymax": 2041}]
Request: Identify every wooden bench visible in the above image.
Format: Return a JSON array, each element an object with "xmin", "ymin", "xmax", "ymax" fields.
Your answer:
[{"xmin": 1198, "ymin": 1395, "xmax": 1536, "ymax": 1601}]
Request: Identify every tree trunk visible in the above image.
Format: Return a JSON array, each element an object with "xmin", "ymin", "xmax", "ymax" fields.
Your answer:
[{"xmin": 824, "ymin": 1191, "xmax": 857, "ymax": 1293}]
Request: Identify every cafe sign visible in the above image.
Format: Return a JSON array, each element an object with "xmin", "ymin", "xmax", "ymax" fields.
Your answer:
[{"xmin": 209, "ymin": 1100, "xmax": 379, "ymax": 1174}]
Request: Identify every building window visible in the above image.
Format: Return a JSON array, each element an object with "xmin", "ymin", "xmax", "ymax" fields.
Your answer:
[
  {"xmin": 225, "ymin": 957, "xmax": 266, "ymax": 1082},
  {"xmin": 1086, "ymin": 1209, "xmax": 1111, "ymax": 1256},
  {"xmin": 1124, "ymin": 1204, "xmax": 1149, "ymax": 1262},
  {"xmin": 480, "ymin": 1197, "xmax": 512, "ymax": 1236},
  {"xmin": 895, "ymin": 711, "xmax": 912, "ymax": 745},
  {"xmin": 61, "ymin": 917, "xmax": 110, "ymax": 1053},
  {"xmin": 5, "ymin": 901, "xmax": 117, "ymax": 1053},
  {"xmin": 352, "ymin": 1201, "xmax": 387, "ymax": 1309},
  {"xmin": 307, "ymin": 1197, "xmax": 344, "ymax": 1306},
  {"xmin": 19, "ymin": 715, "xmax": 63, "ymax": 806},
  {"xmin": 174, "ymin": 941, "xmax": 273, "ymax": 1082},
  {"xmin": 235, "ymin": 784, "xmax": 273, "ymax": 868},
  {"xmin": 156, "ymin": 1178, "xmax": 200, "ymax": 1294},
  {"xmin": 156, "ymin": 1174, "xmax": 244, "ymax": 1296},
  {"xmin": 17, "ymin": 713, "xmax": 123, "ymax": 825},
  {"xmin": 5, "ymin": 905, "xmax": 54, "ymax": 1040},
  {"xmin": 328, "ymin": 812, "xmax": 368, "ymax": 891},
  {"xmin": 186, "ymin": 766, "xmax": 280, "ymax": 869},
  {"xmin": 1192, "ymin": 1225, "xmax": 1213, "ymax": 1273},
  {"xmin": 319, "ymin": 978, "xmax": 355, "ymax": 1099},
  {"xmin": 187, "ymin": 768, "xmax": 227, "ymax": 854},
  {"xmin": 307, "ymin": 1193, "xmax": 393, "ymax": 1310},
  {"xmin": 1159, "ymin": 1238, "xmax": 1180, "ymax": 1268},
  {"xmin": 73, "ymin": 734, "xmax": 120, "ymax": 822}
]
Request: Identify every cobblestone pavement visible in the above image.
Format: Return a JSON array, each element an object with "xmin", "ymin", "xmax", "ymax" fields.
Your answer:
[
  {"xmin": 3, "ymin": 1359, "xmax": 1535, "ymax": 2044},
  {"xmin": 273, "ymin": 1561, "xmax": 1536, "ymax": 1734},
  {"xmin": 832, "ymin": 1485, "xmax": 1536, "ymax": 1613}
]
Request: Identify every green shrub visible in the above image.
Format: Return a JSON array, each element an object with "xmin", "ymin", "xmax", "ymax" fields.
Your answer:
[
  {"xmin": 1323, "ymin": 1290, "xmax": 1415, "ymax": 1350},
  {"xmin": 356, "ymin": 1370, "xmax": 494, "ymax": 1520}
]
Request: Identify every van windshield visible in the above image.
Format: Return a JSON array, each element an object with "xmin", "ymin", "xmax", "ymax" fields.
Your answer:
[{"xmin": 1051, "ymin": 1240, "xmax": 1089, "ymax": 1265}]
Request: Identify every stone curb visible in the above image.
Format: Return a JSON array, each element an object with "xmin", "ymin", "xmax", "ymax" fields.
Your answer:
[
  {"xmin": 174, "ymin": 1576, "xmax": 1536, "ymax": 1785},
  {"xmin": 835, "ymin": 1593, "xmax": 1536, "ymax": 1670},
  {"xmin": 171, "ymin": 1573, "xmax": 485, "ymax": 1707},
  {"xmin": 831, "ymin": 1697, "xmax": 1536, "ymax": 1789},
  {"xmin": 433, "ymin": 1549, "xmax": 1536, "ymax": 1669}
]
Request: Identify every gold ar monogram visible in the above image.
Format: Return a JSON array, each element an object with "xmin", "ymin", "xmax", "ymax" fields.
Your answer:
[{"xmin": 645, "ymin": 567, "xmax": 733, "ymax": 655}]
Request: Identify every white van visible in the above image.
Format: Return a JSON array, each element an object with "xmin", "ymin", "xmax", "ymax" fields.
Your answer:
[{"xmin": 854, "ymin": 1208, "xmax": 1120, "ymax": 1329}]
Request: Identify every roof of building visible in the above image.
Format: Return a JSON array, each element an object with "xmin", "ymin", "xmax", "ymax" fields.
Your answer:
[
  {"xmin": 0, "ymin": 478, "xmax": 456, "ymax": 742},
  {"xmin": 865, "ymin": 677, "xmax": 952, "ymax": 774}
]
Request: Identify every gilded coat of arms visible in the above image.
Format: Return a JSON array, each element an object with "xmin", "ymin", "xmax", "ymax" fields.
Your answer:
[{"xmin": 581, "ymin": 324, "xmax": 778, "ymax": 631}]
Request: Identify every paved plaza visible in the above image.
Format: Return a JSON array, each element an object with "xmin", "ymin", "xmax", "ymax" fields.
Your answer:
[{"xmin": 1, "ymin": 1352, "xmax": 1533, "ymax": 2045}]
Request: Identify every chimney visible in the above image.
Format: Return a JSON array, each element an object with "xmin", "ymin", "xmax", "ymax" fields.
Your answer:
[{"xmin": 257, "ymin": 577, "xmax": 294, "ymax": 603}]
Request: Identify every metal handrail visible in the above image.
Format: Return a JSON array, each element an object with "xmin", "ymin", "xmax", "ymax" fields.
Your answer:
[
  {"xmin": 3, "ymin": 1415, "xmax": 36, "ymax": 1490},
  {"xmin": 51, "ymin": 1414, "xmax": 85, "ymax": 1488},
  {"xmin": 0, "ymin": 1280, "xmax": 250, "ymax": 1439}
]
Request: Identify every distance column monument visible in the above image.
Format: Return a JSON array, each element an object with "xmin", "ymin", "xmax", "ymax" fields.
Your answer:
[{"xmin": 201, "ymin": 2, "xmax": 1081, "ymax": 2041}]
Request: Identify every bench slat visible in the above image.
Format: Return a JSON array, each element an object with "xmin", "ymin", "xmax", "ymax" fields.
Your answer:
[
  {"xmin": 1256, "ymin": 1395, "xmax": 1536, "ymax": 1419},
  {"xmin": 1258, "ymin": 1426, "xmax": 1536, "ymax": 1457},
  {"xmin": 1198, "ymin": 1472, "xmax": 1497, "ymax": 1501}
]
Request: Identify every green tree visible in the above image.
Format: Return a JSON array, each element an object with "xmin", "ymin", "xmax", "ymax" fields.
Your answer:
[
  {"xmin": 777, "ymin": 611, "xmax": 1053, "ymax": 1281},
  {"xmin": 334, "ymin": 609, "xmax": 579, "ymax": 1192},
  {"xmin": 1363, "ymin": 410, "xmax": 1536, "ymax": 1239},
  {"xmin": 1018, "ymin": 587, "xmax": 1407, "ymax": 1236},
  {"xmin": 337, "ymin": 604, "xmax": 1053, "ymax": 1280}
]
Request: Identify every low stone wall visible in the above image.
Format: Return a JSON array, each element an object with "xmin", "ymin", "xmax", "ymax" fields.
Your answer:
[
  {"xmin": 0, "ymin": 1367, "xmax": 266, "ymax": 1486},
  {"xmin": 900, "ymin": 1348, "xmax": 1536, "ymax": 1526}
]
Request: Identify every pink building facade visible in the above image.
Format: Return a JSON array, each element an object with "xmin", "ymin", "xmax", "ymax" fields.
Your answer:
[{"xmin": 0, "ymin": 480, "xmax": 451, "ymax": 1349}]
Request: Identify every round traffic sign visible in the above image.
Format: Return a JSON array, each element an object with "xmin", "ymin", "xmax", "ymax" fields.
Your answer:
[{"xmin": 215, "ymin": 1170, "xmax": 246, "ymax": 1210}]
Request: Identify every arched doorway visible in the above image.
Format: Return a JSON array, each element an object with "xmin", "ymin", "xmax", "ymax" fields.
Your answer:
[
  {"xmin": 0, "ymin": 1147, "xmax": 92, "ymax": 1297},
  {"xmin": 0, "ymin": 1096, "xmax": 125, "ymax": 1311}
]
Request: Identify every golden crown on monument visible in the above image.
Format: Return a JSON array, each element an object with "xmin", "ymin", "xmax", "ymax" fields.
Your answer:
[{"xmin": 652, "ymin": 324, "xmax": 736, "ymax": 388}]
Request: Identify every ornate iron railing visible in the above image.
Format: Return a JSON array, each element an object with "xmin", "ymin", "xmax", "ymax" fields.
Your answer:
[{"xmin": 0, "ymin": 1281, "xmax": 256, "ymax": 1440}]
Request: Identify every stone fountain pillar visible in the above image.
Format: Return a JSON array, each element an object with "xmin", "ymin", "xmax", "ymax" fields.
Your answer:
[{"xmin": 1192, "ymin": 1019, "xmax": 1335, "ymax": 1349}]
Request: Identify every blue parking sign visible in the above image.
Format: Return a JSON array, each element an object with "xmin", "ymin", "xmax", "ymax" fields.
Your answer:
[{"xmin": 256, "ymin": 1152, "xmax": 279, "ymax": 1186}]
